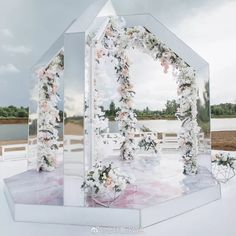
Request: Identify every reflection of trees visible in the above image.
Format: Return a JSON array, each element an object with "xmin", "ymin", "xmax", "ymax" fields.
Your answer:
[
  {"xmin": 165, "ymin": 100, "xmax": 177, "ymax": 116},
  {"xmin": 211, "ymin": 103, "xmax": 236, "ymax": 117},
  {"xmin": 104, "ymin": 101, "xmax": 120, "ymax": 117},
  {"xmin": 104, "ymin": 99, "xmax": 178, "ymax": 120},
  {"xmin": 0, "ymin": 106, "xmax": 28, "ymax": 118},
  {"xmin": 103, "ymin": 99, "xmax": 236, "ymax": 121},
  {"xmin": 197, "ymin": 81, "xmax": 210, "ymax": 135},
  {"xmin": 29, "ymin": 119, "xmax": 37, "ymax": 135}
]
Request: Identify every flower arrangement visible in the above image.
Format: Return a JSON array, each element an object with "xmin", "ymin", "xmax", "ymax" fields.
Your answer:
[
  {"xmin": 138, "ymin": 134, "xmax": 159, "ymax": 154},
  {"xmin": 140, "ymin": 125, "xmax": 152, "ymax": 132},
  {"xmin": 81, "ymin": 162, "xmax": 133, "ymax": 196},
  {"xmin": 115, "ymin": 53, "xmax": 137, "ymax": 160},
  {"xmin": 96, "ymin": 21, "xmax": 138, "ymax": 161},
  {"xmin": 212, "ymin": 152, "xmax": 236, "ymax": 168},
  {"xmin": 93, "ymin": 56, "xmax": 109, "ymax": 160},
  {"xmin": 36, "ymin": 51, "xmax": 64, "ymax": 171},
  {"xmin": 212, "ymin": 152, "xmax": 236, "ymax": 182}
]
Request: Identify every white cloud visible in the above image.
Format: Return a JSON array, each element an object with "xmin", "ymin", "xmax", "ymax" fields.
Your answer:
[
  {"xmin": 130, "ymin": 50, "xmax": 177, "ymax": 110},
  {"xmin": 0, "ymin": 64, "xmax": 20, "ymax": 74},
  {"xmin": 64, "ymin": 93, "xmax": 84, "ymax": 117},
  {"xmin": 0, "ymin": 28, "xmax": 14, "ymax": 38},
  {"xmin": 174, "ymin": 1, "xmax": 236, "ymax": 104},
  {"xmin": 1, "ymin": 44, "xmax": 31, "ymax": 54}
]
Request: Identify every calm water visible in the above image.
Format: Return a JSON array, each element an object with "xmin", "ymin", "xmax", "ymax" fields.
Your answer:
[
  {"xmin": 109, "ymin": 118, "xmax": 236, "ymax": 133},
  {"xmin": 0, "ymin": 123, "xmax": 63, "ymax": 141},
  {"xmin": 211, "ymin": 118, "xmax": 236, "ymax": 131},
  {"xmin": 0, "ymin": 118, "xmax": 235, "ymax": 140},
  {"xmin": 0, "ymin": 124, "xmax": 28, "ymax": 141}
]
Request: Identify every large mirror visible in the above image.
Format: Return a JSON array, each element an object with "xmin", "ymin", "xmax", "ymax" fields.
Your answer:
[{"xmin": 78, "ymin": 16, "xmax": 213, "ymax": 209}]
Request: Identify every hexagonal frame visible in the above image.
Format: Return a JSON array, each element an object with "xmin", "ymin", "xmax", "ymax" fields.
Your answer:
[{"xmin": 4, "ymin": 0, "xmax": 221, "ymax": 228}]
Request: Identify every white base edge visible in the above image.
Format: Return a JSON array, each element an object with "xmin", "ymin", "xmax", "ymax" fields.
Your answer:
[
  {"xmin": 4, "ymin": 181, "xmax": 221, "ymax": 228},
  {"xmin": 141, "ymin": 183, "xmax": 221, "ymax": 227}
]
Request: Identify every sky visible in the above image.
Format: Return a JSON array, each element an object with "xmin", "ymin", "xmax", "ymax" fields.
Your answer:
[
  {"xmin": 98, "ymin": 49, "xmax": 177, "ymax": 110},
  {"xmin": 0, "ymin": 0, "xmax": 235, "ymax": 107}
]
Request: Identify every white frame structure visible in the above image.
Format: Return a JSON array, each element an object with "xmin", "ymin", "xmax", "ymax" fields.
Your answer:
[{"xmin": 4, "ymin": 0, "xmax": 220, "ymax": 228}]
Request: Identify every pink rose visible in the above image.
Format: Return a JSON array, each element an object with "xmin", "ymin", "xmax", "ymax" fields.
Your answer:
[{"xmin": 37, "ymin": 68, "xmax": 45, "ymax": 79}]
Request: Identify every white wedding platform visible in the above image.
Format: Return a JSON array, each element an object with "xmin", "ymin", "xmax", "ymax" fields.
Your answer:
[
  {"xmin": 4, "ymin": 151, "xmax": 220, "ymax": 227},
  {"xmin": 4, "ymin": 0, "xmax": 220, "ymax": 228}
]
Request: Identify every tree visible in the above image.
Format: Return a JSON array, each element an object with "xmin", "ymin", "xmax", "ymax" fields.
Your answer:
[
  {"xmin": 17, "ymin": 109, "xmax": 28, "ymax": 117},
  {"xmin": 165, "ymin": 100, "xmax": 177, "ymax": 115},
  {"xmin": 144, "ymin": 106, "xmax": 150, "ymax": 115},
  {"xmin": 0, "ymin": 109, "xmax": 8, "ymax": 117},
  {"xmin": 109, "ymin": 101, "xmax": 116, "ymax": 116},
  {"xmin": 0, "ymin": 106, "xmax": 29, "ymax": 118},
  {"xmin": 211, "ymin": 103, "xmax": 236, "ymax": 117}
]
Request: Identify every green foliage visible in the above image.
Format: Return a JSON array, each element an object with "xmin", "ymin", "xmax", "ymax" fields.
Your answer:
[
  {"xmin": 108, "ymin": 101, "xmax": 116, "ymax": 116},
  {"xmin": 165, "ymin": 100, "xmax": 178, "ymax": 116},
  {"xmin": 105, "ymin": 101, "xmax": 120, "ymax": 118},
  {"xmin": 138, "ymin": 135, "xmax": 159, "ymax": 153},
  {"xmin": 104, "ymin": 98, "xmax": 236, "ymax": 121},
  {"xmin": 212, "ymin": 153, "xmax": 236, "ymax": 168},
  {"xmin": 59, "ymin": 110, "xmax": 63, "ymax": 121},
  {"xmin": 105, "ymin": 100, "xmax": 178, "ymax": 120},
  {"xmin": 0, "ymin": 106, "xmax": 28, "ymax": 118},
  {"xmin": 17, "ymin": 109, "xmax": 28, "ymax": 117},
  {"xmin": 197, "ymin": 82, "xmax": 210, "ymax": 134},
  {"xmin": 211, "ymin": 103, "xmax": 236, "ymax": 117},
  {"xmin": 140, "ymin": 125, "xmax": 152, "ymax": 132},
  {"xmin": 0, "ymin": 106, "xmax": 65, "ymax": 121}
]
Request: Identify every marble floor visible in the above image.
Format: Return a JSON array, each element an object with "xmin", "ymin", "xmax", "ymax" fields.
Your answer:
[
  {"xmin": 86, "ymin": 152, "xmax": 217, "ymax": 208},
  {"xmin": 4, "ymin": 151, "xmax": 217, "ymax": 210},
  {"xmin": 4, "ymin": 166, "xmax": 63, "ymax": 205}
]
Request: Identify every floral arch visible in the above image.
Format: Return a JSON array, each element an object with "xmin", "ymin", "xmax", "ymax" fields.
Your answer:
[{"xmin": 88, "ymin": 17, "xmax": 200, "ymax": 175}]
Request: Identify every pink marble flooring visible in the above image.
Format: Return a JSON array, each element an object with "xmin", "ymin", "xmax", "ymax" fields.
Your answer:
[
  {"xmin": 4, "ymin": 166, "xmax": 63, "ymax": 205},
  {"xmin": 85, "ymin": 155, "xmax": 217, "ymax": 209},
  {"xmin": 4, "ymin": 153, "xmax": 218, "ymax": 209}
]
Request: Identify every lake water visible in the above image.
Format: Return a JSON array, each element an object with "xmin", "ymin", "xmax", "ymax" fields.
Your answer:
[
  {"xmin": 0, "ymin": 124, "xmax": 28, "ymax": 141},
  {"xmin": 0, "ymin": 123, "xmax": 63, "ymax": 141},
  {"xmin": 109, "ymin": 118, "xmax": 236, "ymax": 133},
  {"xmin": 211, "ymin": 118, "xmax": 236, "ymax": 131},
  {"xmin": 0, "ymin": 118, "xmax": 235, "ymax": 140}
]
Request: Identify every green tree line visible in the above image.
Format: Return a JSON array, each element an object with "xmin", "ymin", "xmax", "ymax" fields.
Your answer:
[
  {"xmin": 211, "ymin": 103, "xmax": 236, "ymax": 117},
  {"xmin": 104, "ymin": 100, "xmax": 236, "ymax": 120},
  {"xmin": 104, "ymin": 100, "xmax": 178, "ymax": 120},
  {"xmin": 0, "ymin": 106, "xmax": 28, "ymax": 118},
  {"xmin": 1, "ymin": 102, "xmax": 235, "ymax": 119}
]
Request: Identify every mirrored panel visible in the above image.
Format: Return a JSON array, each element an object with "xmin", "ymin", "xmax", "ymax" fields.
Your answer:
[
  {"xmin": 28, "ymin": 70, "xmax": 38, "ymax": 169},
  {"xmin": 196, "ymin": 65, "xmax": 211, "ymax": 169},
  {"xmin": 63, "ymin": 33, "xmax": 85, "ymax": 206}
]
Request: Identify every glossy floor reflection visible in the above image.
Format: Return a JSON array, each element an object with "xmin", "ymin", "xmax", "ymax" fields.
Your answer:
[
  {"xmin": 85, "ymin": 152, "xmax": 217, "ymax": 208},
  {"xmin": 4, "ymin": 151, "xmax": 217, "ymax": 209},
  {"xmin": 4, "ymin": 166, "xmax": 63, "ymax": 205}
]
